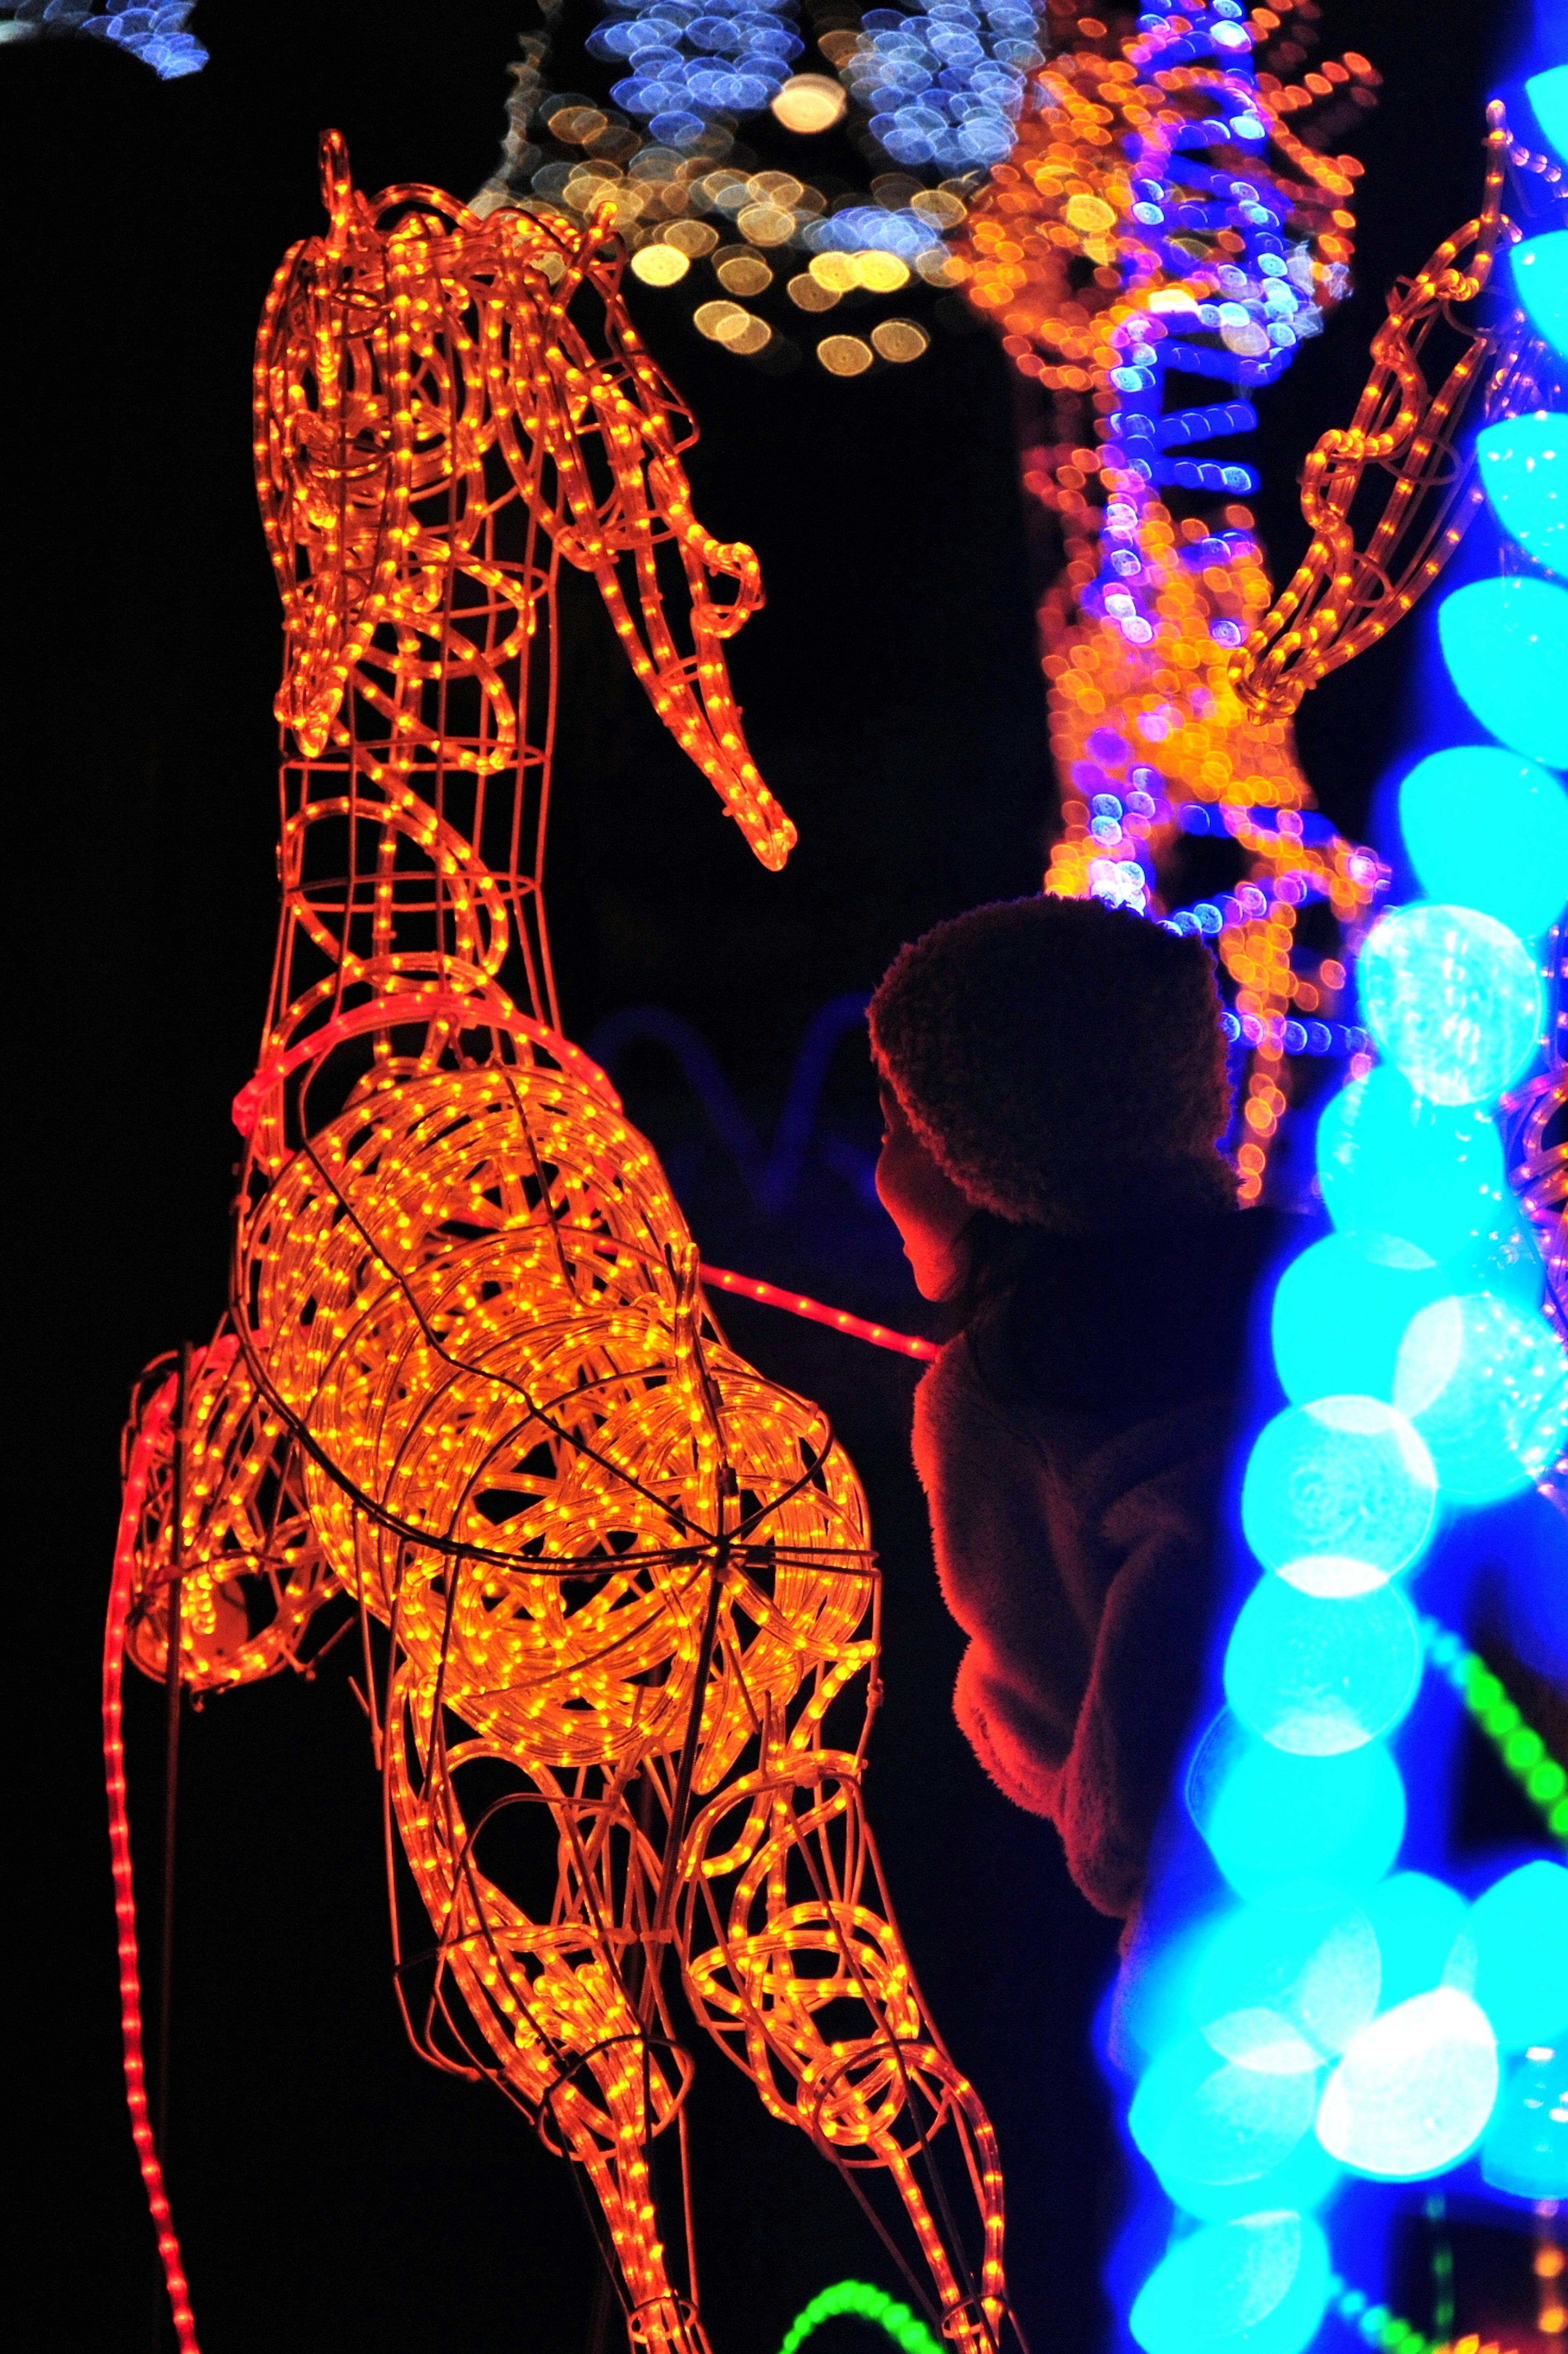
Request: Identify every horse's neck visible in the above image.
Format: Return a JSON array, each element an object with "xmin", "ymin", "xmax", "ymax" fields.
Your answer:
[{"xmin": 267, "ymin": 533, "xmax": 562, "ymax": 1045}]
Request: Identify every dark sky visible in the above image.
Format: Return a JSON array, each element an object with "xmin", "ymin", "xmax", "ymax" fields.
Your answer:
[{"xmin": 6, "ymin": 5, "xmax": 1534, "ymax": 2351}]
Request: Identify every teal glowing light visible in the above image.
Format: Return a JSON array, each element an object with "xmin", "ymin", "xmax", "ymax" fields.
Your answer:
[
  {"xmin": 776, "ymin": 2282, "xmax": 942, "ymax": 2354},
  {"xmin": 1128, "ymin": 2210, "xmax": 1330, "ymax": 2354},
  {"xmin": 1358, "ymin": 902, "xmax": 1544, "ymax": 1107},
  {"xmin": 1482, "ymin": 2049, "xmax": 1568, "ymax": 2200},
  {"xmin": 1477, "ymin": 412, "xmax": 1568, "ymax": 578},
  {"xmin": 1240, "ymin": 1397, "xmax": 1436, "ymax": 1582},
  {"xmin": 1393, "ymin": 1292, "xmax": 1568, "ymax": 1502},
  {"xmin": 1225, "ymin": 1579, "xmax": 1421, "ymax": 1757},
  {"xmin": 1192, "ymin": 1727, "xmax": 1407, "ymax": 1900},
  {"xmin": 1129, "ymin": 2035, "xmax": 1319, "ymax": 2219},
  {"xmin": 1399, "ymin": 744, "xmax": 1568, "ymax": 939},
  {"xmin": 1528, "ymin": 67, "xmax": 1568, "ymax": 166},
  {"xmin": 1315, "ymin": 1987, "xmax": 1498, "ymax": 2179},
  {"xmin": 1512, "ymin": 230, "xmax": 1568, "ymax": 363},
  {"xmin": 1468, "ymin": 1861, "xmax": 1568, "ymax": 2048},
  {"xmin": 1270, "ymin": 1232, "xmax": 1440, "ymax": 1412},
  {"xmin": 1316, "ymin": 1064, "xmax": 1511, "ymax": 1261},
  {"xmin": 1192, "ymin": 1892, "xmax": 1380, "ymax": 2071},
  {"xmin": 1437, "ymin": 575, "xmax": 1568, "ymax": 767},
  {"xmin": 1360, "ymin": 1873, "xmax": 1473, "ymax": 2013}
]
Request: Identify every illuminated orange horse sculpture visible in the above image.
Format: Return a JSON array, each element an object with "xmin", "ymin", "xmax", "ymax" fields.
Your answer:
[{"xmin": 107, "ymin": 135, "xmax": 1011, "ymax": 2354}]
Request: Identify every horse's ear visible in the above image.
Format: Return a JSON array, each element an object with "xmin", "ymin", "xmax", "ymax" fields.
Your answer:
[{"xmin": 319, "ymin": 129, "xmax": 354, "ymax": 243}]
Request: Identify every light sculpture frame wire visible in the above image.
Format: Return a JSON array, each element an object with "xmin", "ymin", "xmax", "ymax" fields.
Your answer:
[{"xmin": 108, "ymin": 135, "xmax": 1013, "ymax": 2354}]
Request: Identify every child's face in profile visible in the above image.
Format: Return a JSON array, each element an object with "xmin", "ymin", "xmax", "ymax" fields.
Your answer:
[{"xmin": 875, "ymin": 1073, "xmax": 975, "ymax": 1302}]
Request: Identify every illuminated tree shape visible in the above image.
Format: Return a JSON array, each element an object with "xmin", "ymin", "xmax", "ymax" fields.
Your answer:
[
  {"xmin": 108, "ymin": 137, "xmax": 1011, "ymax": 2354},
  {"xmin": 944, "ymin": 19, "xmax": 1392, "ymax": 1199}
]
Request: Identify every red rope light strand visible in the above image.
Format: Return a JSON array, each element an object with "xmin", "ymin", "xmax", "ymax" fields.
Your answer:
[
  {"xmin": 105, "ymin": 1372, "xmax": 201, "ymax": 2354},
  {"xmin": 699, "ymin": 1267, "xmax": 938, "ymax": 1361}
]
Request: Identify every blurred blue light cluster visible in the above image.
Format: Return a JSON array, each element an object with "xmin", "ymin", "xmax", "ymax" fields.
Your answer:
[
  {"xmin": 1075, "ymin": 5, "xmax": 1343, "ymax": 677},
  {"xmin": 589, "ymin": 0, "xmax": 805, "ymax": 142},
  {"xmin": 0, "ymin": 0, "xmax": 205, "ymax": 76},
  {"xmin": 803, "ymin": 203, "xmax": 942, "ymax": 256},
  {"xmin": 1216, "ymin": 1009, "xmax": 1368, "ymax": 1059},
  {"xmin": 838, "ymin": 0, "xmax": 1045, "ymax": 175},
  {"xmin": 1117, "ymin": 57, "xmax": 1568, "ymax": 2354}
]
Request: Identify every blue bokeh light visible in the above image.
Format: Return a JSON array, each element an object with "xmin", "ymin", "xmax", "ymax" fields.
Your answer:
[
  {"xmin": 1224, "ymin": 1579, "xmax": 1422, "ymax": 1756},
  {"xmin": 1394, "ymin": 1292, "xmax": 1568, "ymax": 1501},
  {"xmin": 1482, "ymin": 2048, "xmax": 1568, "ymax": 2200},
  {"xmin": 1468, "ymin": 1862, "xmax": 1568, "ymax": 2048},
  {"xmin": 1240, "ymin": 1397, "xmax": 1436, "ymax": 1582},
  {"xmin": 1270, "ymin": 1232, "xmax": 1440, "ymax": 1412},
  {"xmin": 1399, "ymin": 744, "xmax": 1568, "ymax": 940},
  {"xmin": 1129, "ymin": 2034, "xmax": 1319, "ymax": 2217},
  {"xmin": 1477, "ymin": 411, "xmax": 1568, "ymax": 578},
  {"xmin": 1129, "ymin": 2210, "xmax": 1330, "ymax": 2354},
  {"xmin": 1512, "ymin": 230, "xmax": 1568, "ymax": 363},
  {"xmin": 1192, "ymin": 1891, "xmax": 1380, "ymax": 2069},
  {"xmin": 1437, "ymin": 575, "xmax": 1568, "ymax": 767},
  {"xmin": 1316, "ymin": 1064, "xmax": 1510, "ymax": 1252},
  {"xmin": 1357, "ymin": 902, "xmax": 1544, "ymax": 1107},
  {"xmin": 1315, "ymin": 1988, "xmax": 1499, "ymax": 2179},
  {"xmin": 1360, "ymin": 1873, "xmax": 1473, "ymax": 2013},
  {"xmin": 1192, "ymin": 1726, "xmax": 1408, "ymax": 1901},
  {"xmin": 1528, "ymin": 65, "xmax": 1568, "ymax": 165}
]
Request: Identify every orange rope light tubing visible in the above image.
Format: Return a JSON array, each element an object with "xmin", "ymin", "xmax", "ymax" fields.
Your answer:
[
  {"xmin": 1231, "ymin": 105, "xmax": 1548, "ymax": 717},
  {"xmin": 700, "ymin": 1267, "xmax": 938, "ymax": 1361},
  {"xmin": 111, "ymin": 137, "xmax": 1010, "ymax": 2354}
]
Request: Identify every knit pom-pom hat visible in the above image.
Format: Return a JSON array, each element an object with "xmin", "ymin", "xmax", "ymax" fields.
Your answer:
[{"xmin": 869, "ymin": 896, "xmax": 1236, "ymax": 1234}]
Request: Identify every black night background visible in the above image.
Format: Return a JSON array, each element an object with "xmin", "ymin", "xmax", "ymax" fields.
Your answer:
[{"xmin": 5, "ymin": 4, "xmax": 1551, "ymax": 2349}]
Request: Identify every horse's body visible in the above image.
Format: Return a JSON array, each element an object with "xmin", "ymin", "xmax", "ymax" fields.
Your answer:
[{"xmin": 114, "ymin": 136, "xmax": 1011, "ymax": 2354}]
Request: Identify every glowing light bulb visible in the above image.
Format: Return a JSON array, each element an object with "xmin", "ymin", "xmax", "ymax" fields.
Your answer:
[
  {"xmin": 1315, "ymin": 1064, "xmax": 1518, "ymax": 1268},
  {"xmin": 1477, "ymin": 411, "xmax": 1568, "ymax": 579},
  {"xmin": 1468, "ymin": 1862, "xmax": 1568, "ymax": 2047},
  {"xmin": 1270, "ymin": 1231, "xmax": 1440, "ymax": 1411},
  {"xmin": 1528, "ymin": 65, "xmax": 1568, "ymax": 166},
  {"xmin": 1358, "ymin": 902, "xmax": 1544, "ymax": 1107},
  {"xmin": 1437, "ymin": 575, "xmax": 1568, "ymax": 767},
  {"xmin": 1393, "ymin": 1292, "xmax": 1568, "ymax": 1502},
  {"xmin": 1361, "ymin": 1873, "xmax": 1474, "ymax": 2012},
  {"xmin": 1128, "ymin": 2210, "xmax": 1330, "ymax": 2354},
  {"xmin": 1129, "ymin": 2034, "xmax": 1319, "ymax": 2218},
  {"xmin": 1240, "ymin": 1397, "xmax": 1437, "ymax": 1582},
  {"xmin": 1399, "ymin": 745, "xmax": 1568, "ymax": 940},
  {"xmin": 1315, "ymin": 1987, "xmax": 1499, "ymax": 2179},
  {"xmin": 1192, "ymin": 1891, "xmax": 1381, "ymax": 2070},
  {"xmin": 1512, "ymin": 230, "xmax": 1568, "ymax": 362},
  {"xmin": 1192, "ymin": 1726, "xmax": 1407, "ymax": 1900},
  {"xmin": 1481, "ymin": 2048, "xmax": 1568, "ymax": 2200},
  {"xmin": 1224, "ymin": 1577, "xmax": 1422, "ymax": 1756}
]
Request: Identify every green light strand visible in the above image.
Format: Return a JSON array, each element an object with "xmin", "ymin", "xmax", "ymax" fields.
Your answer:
[
  {"xmin": 1421, "ymin": 1615, "xmax": 1568, "ymax": 1844},
  {"xmin": 777, "ymin": 2281, "xmax": 944, "ymax": 2354}
]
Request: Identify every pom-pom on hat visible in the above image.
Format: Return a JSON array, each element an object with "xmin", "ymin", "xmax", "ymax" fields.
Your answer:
[{"xmin": 869, "ymin": 895, "xmax": 1236, "ymax": 1234}]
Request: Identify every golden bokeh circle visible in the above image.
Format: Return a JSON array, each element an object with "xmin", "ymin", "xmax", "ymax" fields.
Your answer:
[
  {"xmin": 870, "ymin": 318, "xmax": 929, "ymax": 364},
  {"xmin": 631, "ymin": 245, "xmax": 690, "ymax": 287},
  {"xmin": 716, "ymin": 252, "xmax": 775, "ymax": 296},
  {"xmin": 769, "ymin": 74, "xmax": 848, "ymax": 134},
  {"xmin": 817, "ymin": 334, "xmax": 873, "ymax": 377}
]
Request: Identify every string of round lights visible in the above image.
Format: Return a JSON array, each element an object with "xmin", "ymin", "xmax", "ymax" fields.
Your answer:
[
  {"xmin": 1110, "ymin": 67, "xmax": 1568, "ymax": 2354},
  {"xmin": 111, "ymin": 136, "xmax": 1014, "ymax": 2354}
]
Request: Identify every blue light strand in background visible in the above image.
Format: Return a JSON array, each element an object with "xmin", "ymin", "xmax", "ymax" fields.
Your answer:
[
  {"xmin": 0, "ymin": 2, "xmax": 205, "ymax": 77},
  {"xmin": 836, "ymin": 0, "xmax": 1045, "ymax": 177},
  {"xmin": 589, "ymin": 0, "xmax": 805, "ymax": 147},
  {"xmin": 1113, "ymin": 49, "xmax": 1568, "ymax": 2354}
]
